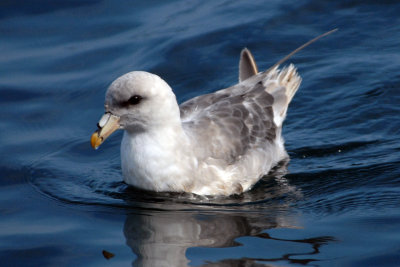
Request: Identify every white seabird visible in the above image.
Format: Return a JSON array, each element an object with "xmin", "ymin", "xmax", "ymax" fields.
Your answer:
[{"xmin": 91, "ymin": 30, "xmax": 336, "ymax": 196}]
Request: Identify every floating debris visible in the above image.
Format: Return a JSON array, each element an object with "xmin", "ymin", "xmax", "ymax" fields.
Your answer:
[{"xmin": 102, "ymin": 250, "xmax": 115, "ymax": 260}]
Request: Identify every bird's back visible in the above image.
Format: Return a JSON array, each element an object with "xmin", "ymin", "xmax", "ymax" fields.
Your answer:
[{"xmin": 180, "ymin": 65, "xmax": 301, "ymax": 165}]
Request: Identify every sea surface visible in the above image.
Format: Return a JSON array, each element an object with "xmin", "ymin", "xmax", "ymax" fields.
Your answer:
[{"xmin": 1, "ymin": 0, "xmax": 400, "ymax": 266}]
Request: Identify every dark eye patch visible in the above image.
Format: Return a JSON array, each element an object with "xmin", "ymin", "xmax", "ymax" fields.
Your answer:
[
  {"xmin": 128, "ymin": 95, "xmax": 142, "ymax": 105},
  {"xmin": 120, "ymin": 95, "xmax": 143, "ymax": 107}
]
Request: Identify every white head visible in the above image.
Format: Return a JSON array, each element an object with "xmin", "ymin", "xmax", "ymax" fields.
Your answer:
[{"xmin": 91, "ymin": 71, "xmax": 180, "ymax": 148}]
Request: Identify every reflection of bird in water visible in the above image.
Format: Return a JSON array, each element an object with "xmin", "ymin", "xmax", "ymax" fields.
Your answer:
[
  {"xmin": 123, "ymin": 212, "xmax": 290, "ymax": 266},
  {"xmin": 123, "ymin": 208, "xmax": 335, "ymax": 267},
  {"xmin": 91, "ymin": 30, "xmax": 336, "ymax": 196}
]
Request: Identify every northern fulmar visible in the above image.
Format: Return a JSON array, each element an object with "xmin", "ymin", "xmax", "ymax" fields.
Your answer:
[{"xmin": 91, "ymin": 29, "xmax": 336, "ymax": 196}]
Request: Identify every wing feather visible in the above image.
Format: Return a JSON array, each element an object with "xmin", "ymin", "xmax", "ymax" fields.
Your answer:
[{"xmin": 181, "ymin": 81, "xmax": 277, "ymax": 165}]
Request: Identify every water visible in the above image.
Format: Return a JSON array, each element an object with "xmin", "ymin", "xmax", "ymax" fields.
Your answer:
[{"xmin": 1, "ymin": 0, "xmax": 400, "ymax": 266}]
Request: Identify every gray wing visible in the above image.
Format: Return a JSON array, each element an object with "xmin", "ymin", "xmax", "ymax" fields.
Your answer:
[
  {"xmin": 180, "ymin": 82, "xmax": 277, "ymax": 164},
  {"xmin": 179, "ymin": 74, "xmax": 263, "ymax": 119},
  {"xmin": 178, "ymin": 29, "xmax": 335, "ymax": 165}
]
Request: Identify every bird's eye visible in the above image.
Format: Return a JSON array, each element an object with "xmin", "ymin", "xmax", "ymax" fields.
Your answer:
[{"xmin": 128, "ymin": 95, "xmax": 142, "ymax": 105}]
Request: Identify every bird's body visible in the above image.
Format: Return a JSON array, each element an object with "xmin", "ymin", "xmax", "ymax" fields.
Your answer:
[
  {"xmin": 91, "ymin": 30, "xmax": 335, "ymax": 196},
  {"xmin": 95, "ymin": 63, "xmax": 300, "ymax": 195},
  {"xmin": 124, "ymin": 67, "xmax": 300, "ymax": 195}
]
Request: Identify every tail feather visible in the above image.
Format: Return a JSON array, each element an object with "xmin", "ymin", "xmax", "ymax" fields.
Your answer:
[
  {"xmin": 278, "ymin": 64, "xmax": 302, "ymax": 106},
  {"xmin": 264, "ymin": 64, "xmax": 301, "ymax": 127}
]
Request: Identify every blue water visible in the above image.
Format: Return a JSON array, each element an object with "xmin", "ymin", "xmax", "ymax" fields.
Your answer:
[{"xmin": 1, "ymin": 0, "xmax": 400, "ymax": 266}]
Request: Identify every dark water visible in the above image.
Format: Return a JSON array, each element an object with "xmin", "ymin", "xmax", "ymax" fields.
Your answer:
[{"xmin": 1, "ymin": 0, "xmax": 400, "ymax": 266}]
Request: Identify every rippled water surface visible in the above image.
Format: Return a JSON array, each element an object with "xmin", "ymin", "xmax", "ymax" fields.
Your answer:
[{"xmin": 1, "ymin": 0, "xmax": 400, "ymax": 266}]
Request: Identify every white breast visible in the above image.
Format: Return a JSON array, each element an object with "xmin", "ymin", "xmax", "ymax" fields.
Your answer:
[{"xmin": 121, "ymin": 129, "xmax": 195, "ymax": 192}]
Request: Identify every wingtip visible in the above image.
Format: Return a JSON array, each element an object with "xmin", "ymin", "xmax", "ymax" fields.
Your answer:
[
  {"xmin": 239, "ymin": 48, "xmax": 259, "ymax": 82},
  {"xmin": 240, "ymin": 47, "xmax": 250, "ymax": 55}
]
